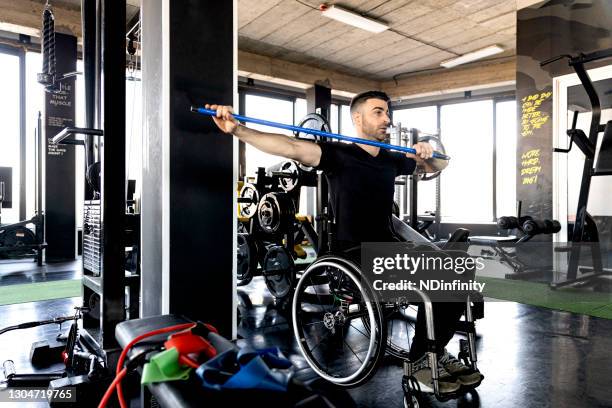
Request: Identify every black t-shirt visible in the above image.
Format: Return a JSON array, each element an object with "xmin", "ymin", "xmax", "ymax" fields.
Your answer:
[{"xmin": 315, "ymin": 141, "xmax": 416, "ymax": 249}]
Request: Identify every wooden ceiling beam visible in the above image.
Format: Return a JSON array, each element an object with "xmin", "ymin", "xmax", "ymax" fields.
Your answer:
[{"xmin": 238, "ymin": 50, "xmax": 379, "ymax": 96}]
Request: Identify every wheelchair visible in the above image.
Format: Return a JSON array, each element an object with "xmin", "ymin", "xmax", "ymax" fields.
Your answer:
[{"xmin": 291, "ymin": 215, "xmax": 482, "ymax": 407}]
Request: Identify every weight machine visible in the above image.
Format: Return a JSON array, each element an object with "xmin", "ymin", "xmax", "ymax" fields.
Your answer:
[
  {"xmin": 388, "ymin": 124, "xmax": 445, "ymax": 241},
  {"xmin": 0, "ymin": 112, "xmax": 46, "ymax": 265},
  {"xmin": 542, "ymin": 48, "xmax": 612, "ymax": 289}
]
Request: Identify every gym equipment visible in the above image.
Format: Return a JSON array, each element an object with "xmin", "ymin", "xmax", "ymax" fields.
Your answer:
[
  {"xmin": 257, "ymin": 192, "xmax": 296, "ymax": 235},
  {"xmin": 0, "ymin": 113, "xmax": 47, "ymax": 265},
  {"xmin": 115, "ymin": 315, "xmax": 349, "ymax": 407},
  {"xmin": 390, "ymin": 125, "xmax": 445, "ymax": 240},
  {"xmin": 237, "ymin": 233, "xmax": 257, "ymax": 286},
  {"xmin": 196, "ymin": 347, "xmax": 291, "ymax": 392},
  {"xmin": 238, "ymin": 183, "xmax": 259, "ymax": 218},
  {"xmin": 471, "ymin": 202, "xmax": 562, "ymax": 280},
  {"xmin": 191, "ymin": 106, "xmax": 451, "ymax": 160},
  {"xmin": 37, "ymin": 1, "xmax": 81, "ymax": 94},
  {"xmin": 543, "ymin": 48, "xmax": 612, "ymax": 289},
  {"xmin": 294, "ymin": 113, "xmax": 329, "ymax": 142},
  {"xmin": 262, "ymin": 245, "xmax": 295, "ymax": 299},
  {"xmin": 236, "ymin": 163, "xmax": 315, "ymax": 293},
  {"xmin": 272, "ymin": 160, "xmax": 318, "ymax": 193},
  {"xmin": 0, "ymin": 308, "xmax": 106, "ymax": 389}
]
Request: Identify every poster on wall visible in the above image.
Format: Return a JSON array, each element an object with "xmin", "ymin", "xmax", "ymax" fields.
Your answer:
[{"xmin": 44, "ymin": 33, "xmax": 77, "ymax": 261}]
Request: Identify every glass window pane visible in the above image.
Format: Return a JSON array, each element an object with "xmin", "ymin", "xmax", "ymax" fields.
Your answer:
[
  {"xmin": 244, "ymin": 94, "xmax": 293, "ymax": 175},
  {"xmin": 392, "ymin": 106, "xmax": 438, "ymax": 135},
  {"xmin": 26, "ymin": 52, "xmax": 45, "ymax": 221},
  {"xmin": 441, "ymin": 100, "xmax": 494, "ymax": 222},
  {"xmin": 0, "ymin": 53, "xmax": 21, "ymax": 223},
  {"xmin": 496, "ymin": 100, "xmax": 517, "ymax": 218},
  {"xmin": 340, "ymin": 105, "xmax": 356, "ymax": 137},
  {"xmin": 331, "ymin": 104, "xmax": 338, "ymax": 133},
  {"xmin": 294, "ymin": 98, "xmax": 306, "ymax": 125},
  {"xmin": 391, "ymin": 106, "xmax": 438, "ymax": 214}
]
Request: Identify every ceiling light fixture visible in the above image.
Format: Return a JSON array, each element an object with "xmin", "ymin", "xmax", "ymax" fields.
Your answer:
[
  {"xmin": 440, "ymin": 45, "xmax": 505, "ymax": 68},
  {"xmin": 319, "ymin": 4, "xmax": 388, "ymax": 33}
]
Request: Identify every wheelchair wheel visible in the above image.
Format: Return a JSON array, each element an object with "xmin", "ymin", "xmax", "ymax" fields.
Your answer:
[
  {"xmin": 383, "ymin": 302, "xmax": 419, "ymax": 359},
  {"xmin": 292, "ymin": 255, "xmax": 386, "ymax": 387},
  {"xmin": 362, "ymin": 301, "xmax": 418, "ymax": 360}
]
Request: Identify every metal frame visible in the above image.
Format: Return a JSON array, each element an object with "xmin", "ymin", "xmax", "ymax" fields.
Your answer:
[
  {"xmin": 548, "ymin": 49, "xmax": 612, "ymax": 289},
  {"xmin": 68, "ymin": 0, "xmax": 127, "ymax": 353},
  {"xmin": 391, "ymin": 93, "xmax": 516, "ymax": 224}
]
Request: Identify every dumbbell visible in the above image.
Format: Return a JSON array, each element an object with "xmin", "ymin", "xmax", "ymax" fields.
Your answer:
[
  {"xmin": 522, "ymin": 219, "xmax": 561, "ymax": 235},
  {"xmin": 497, "ymin": 215, "xmax": 533, "ymax": 230}
]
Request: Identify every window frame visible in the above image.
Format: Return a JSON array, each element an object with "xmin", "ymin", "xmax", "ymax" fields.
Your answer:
[
  {"xmin": 0, "ymin": 44, "xmax": 26, "ymax": 221},
  {"xmin": 391, "ymin": 91, "xmax": 516, "ymax": 223}
]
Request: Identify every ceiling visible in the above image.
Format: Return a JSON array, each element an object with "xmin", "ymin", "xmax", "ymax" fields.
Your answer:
[
  {"xmin": 237, "ymin": 0, "xmax": 517, "ymax": 81},
  {"xmin": 0, "ymin": 0, "xmax": 517, "ymax": 94}
]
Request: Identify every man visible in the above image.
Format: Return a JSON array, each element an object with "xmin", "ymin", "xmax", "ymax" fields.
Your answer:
[{"xmin": 206, "ymin": 91, "xmax": 482, "ymax": 394}]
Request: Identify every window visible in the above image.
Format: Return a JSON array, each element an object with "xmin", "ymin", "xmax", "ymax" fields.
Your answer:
[
  {"xmin": 0, "ymin": 51, "xmax": 22, "ymax": 223},
  {"xmin": 244, "ymin": 94, "xmax": 294, "ymax": 175},
  {"xmin": 441, "ymin": 100, "xmax": 494, "ymax": 222},
  {"xmin": 330, "ymin": 104, "xmax": 338, "ymax": 134},
  {"xmin": 340, "ymin": 105, "xmax": 356, "ymax": 137},
  {"xmin": 294, "ymin": 98, "xmax": 307, "ymax": 125},
  {"xmin": 392, "ymin": 106, "xmax": 438, "ymax": 214}
]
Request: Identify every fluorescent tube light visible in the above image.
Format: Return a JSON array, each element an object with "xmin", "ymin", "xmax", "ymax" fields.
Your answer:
[
  {"xmin": 440, "ymin": 45, "xmax": 504, "ymax": 68},
  {"xmin": 319, "ymin": 4, "xmax": 388, "ymax": 33}
]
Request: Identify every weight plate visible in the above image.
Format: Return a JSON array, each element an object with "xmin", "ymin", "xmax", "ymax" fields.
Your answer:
[
  {"xmin": 237, "ymin": 233, "xmax": 257, "ymax": 286},
  {"xmin": 263, "ymin": 245, "xmax": 295, "ymax": 298},
  {"xmin": 238, "ymin": 183, "xmax": 260, "ymax": 219},
  {"xmin": 278, "ymin": 161, "xmax": 300, "ymax": 192},
  {"xmin": 86, "ymin": 161, "xmax": 101, "ymax": 193},
  {"xmin": 294, "ymin": 113, "xmax": 331, "ymax": 142},
  {"xmin": 416, "ymin": 135, "xmax": 446, "ymax": 181},
  {"xmin": 257, "ymin": 192, "xmax": 295, "ymax": 234}
]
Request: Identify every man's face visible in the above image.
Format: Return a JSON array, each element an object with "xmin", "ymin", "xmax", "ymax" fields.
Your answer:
[{"xmin": 353, "ymin": 98, "xmax": 391, "ymax": 141}]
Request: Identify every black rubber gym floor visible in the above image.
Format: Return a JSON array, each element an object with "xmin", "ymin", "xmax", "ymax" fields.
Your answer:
[
  {"xmin": 0, "ymin": 265, "xmax": 611, "ymax": 407},
  {"xmin": 0, "ymin": 259, "xmax": 81, "ymax": 286},
  {"xmin": 238, "ymin": 277, "xmax": 612, "ymax": 408}
]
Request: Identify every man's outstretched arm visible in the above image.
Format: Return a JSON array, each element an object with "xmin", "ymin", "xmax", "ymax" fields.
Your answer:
[{"xmin": 206, "ymin": 104, "xmax": 322, "ymax": 167}]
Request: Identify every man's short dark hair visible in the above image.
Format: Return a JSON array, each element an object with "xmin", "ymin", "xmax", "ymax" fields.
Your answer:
[{"xmin": 349, "ymin": 90, "xmax": 391, "ymax": 115}]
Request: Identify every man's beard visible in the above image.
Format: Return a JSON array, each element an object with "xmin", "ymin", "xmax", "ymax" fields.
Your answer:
[{"xmin": 363, "ymin": 122, "xmax": 387, "ymax": 141}]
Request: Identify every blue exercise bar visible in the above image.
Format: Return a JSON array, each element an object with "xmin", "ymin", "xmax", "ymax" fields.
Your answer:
[{"xmin": 190, "ymin": 106, "xmax": 450, "ymax": 161}]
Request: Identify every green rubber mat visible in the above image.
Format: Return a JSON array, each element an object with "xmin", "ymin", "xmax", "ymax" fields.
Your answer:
[
  {"xmin": 479, "ymin": 276, "xmax": 612, "ymax": 319},
  {"xmin": 0, "ymin": 280, "xmax": 81, "ymax": 306}
]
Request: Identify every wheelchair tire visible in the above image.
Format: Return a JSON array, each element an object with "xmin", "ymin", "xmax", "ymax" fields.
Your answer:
[{"xmin": 292, "ymin": 255, "xmax": 386, "ymax": 387}]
